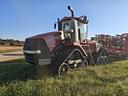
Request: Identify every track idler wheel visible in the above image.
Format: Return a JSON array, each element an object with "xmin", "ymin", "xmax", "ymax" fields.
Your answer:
[{"xmin": 58, "ymin": 63, "xmax": 69, "ymax": 76}]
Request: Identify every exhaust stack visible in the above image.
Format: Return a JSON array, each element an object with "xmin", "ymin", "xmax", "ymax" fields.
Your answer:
[{"xmin": 67, "ymin": 6, "xmax": 74, "ymax": 17}]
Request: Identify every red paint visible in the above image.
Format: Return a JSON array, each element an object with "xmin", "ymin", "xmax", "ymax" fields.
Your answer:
[
  {"xmin": 28, "ymin": 32, "xmax": 62, "ymax": 51},
  {"xmin": 98, "ymin": 33, "xmax": 128, "ymax": 57}
]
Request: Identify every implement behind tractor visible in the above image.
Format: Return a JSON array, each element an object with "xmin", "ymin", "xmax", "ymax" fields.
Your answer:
[
  {"xmin": 93, "ymin": 33, "xmax": 128, "ymax": 60},
  {"xmin": 23, "ymin": 6, "xmax": 110, "ymax": 76}
]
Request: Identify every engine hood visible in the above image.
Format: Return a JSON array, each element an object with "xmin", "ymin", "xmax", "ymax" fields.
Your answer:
[{"xmin": 27, "ymin": 31, "xmax": 62, "ymax": 51}]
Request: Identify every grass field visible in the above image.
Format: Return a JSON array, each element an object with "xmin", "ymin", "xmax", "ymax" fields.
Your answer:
[
  {"xmin": 0, "ymin": 59, "xmax": 35, "ymax": 83},
  {"xmin": 0, "ymin": 59, "xmax": 128, "ymax": 96},
  {"xmin": 0, "ymin": 46, "xmax": 23, "ymax": 53}
]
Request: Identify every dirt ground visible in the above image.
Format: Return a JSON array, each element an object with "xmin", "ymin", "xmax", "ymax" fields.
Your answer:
[
  {"xmin": 0, "ymin": 51, "xmax": 24, "ymax": 62},
  {"xmin": 0, "ymin": 46, "xmax": 23, "ymax": 53},
  {"xmin": 0, "ymin": 46, "xmax": 23, "ymax": 62}
]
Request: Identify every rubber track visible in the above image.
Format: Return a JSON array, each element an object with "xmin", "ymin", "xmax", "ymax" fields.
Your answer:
[{"xmin": 55, "ymin": 47, "xmax": 74, "ymax": 67}]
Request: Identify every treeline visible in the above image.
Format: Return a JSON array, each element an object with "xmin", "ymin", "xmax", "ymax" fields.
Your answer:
[{"xmin": 0, "ymin": 38, "xmax": 24, "ymax": 46}]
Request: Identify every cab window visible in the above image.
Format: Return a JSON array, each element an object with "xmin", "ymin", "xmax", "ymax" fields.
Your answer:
[
  {"xmin": 62, "ymin": 20, "xmax": 75, "ymax": 40},
  {"xmin": 62, "ymin": 20, "xmax": 74, "ymax": 31},
  {"xmin": 77, "ymin": 21, "xmax": 86, "ymax": 41}
]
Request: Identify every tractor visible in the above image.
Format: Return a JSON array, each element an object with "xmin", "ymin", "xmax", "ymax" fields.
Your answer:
[{"xmin": 23, "ymin": 6, "xmax": 109, "ymax": 76}]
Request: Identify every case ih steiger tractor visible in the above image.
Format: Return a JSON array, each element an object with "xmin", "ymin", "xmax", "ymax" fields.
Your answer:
[{"xmin": 23, "ymin": 6, "xmax": 109, "ymax": 76}]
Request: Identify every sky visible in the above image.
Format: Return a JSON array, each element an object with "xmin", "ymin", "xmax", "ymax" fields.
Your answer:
[{"xmin": 0, "ymin": 0, "xmax": 128, "ymax": 40}]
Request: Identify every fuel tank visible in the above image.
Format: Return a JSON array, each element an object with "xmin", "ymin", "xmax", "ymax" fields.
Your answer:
[{"xmin": 23, "ymin": 32, "xmax": 62, "ymax": 65}]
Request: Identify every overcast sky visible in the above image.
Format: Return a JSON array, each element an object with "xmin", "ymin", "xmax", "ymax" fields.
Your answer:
[{"xmin": 0, "ymin": 0, "xmax": 128, "ymax": 40}]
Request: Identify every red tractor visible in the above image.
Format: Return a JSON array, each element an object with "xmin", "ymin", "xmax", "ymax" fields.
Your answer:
[{"xmin": 23, "ymin": 6, "xmax": 109, "ymax": 76}]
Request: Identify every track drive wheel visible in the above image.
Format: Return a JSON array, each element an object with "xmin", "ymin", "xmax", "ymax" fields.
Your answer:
[
  {"xmin": 58, "ymin": 63, "xmax": 69, "ymax": 76},
  {"xmin": 97, "ymin": 49, "xmax": 110, "ymax": 64},
  {"xmin": 78, "ymin": 60, "xmax": 88, "ymax": 68}
]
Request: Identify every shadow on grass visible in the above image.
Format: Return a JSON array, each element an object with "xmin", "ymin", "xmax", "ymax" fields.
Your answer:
[
  {"xmin": 0, "ymin": 59, "xmax": 55, "ymax": 84},
  {"xmin": 0, "ymin": 63, "xmax": 37, "ymax": 84},
  {"xmin": 0, "ymin": 58, "xmax": 26, "ymax": 64}
]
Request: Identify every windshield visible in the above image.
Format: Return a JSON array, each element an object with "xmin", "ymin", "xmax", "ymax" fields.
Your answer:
[
  {"xmin": 77, "ymin": 21, "xmax": 87, "ymax": 40},
  {"xmin": 60, "ymin": 20, "xmax": 75, "ymax": 40},
  {"xmin": 62, "ymin": 20, "xmax": 74, "ymax": 31}
]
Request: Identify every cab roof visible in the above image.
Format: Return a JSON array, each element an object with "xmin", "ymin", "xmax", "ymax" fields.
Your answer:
[{"xmin": 60, "ymin": 16, "xmax": 86, "ymax": 24}]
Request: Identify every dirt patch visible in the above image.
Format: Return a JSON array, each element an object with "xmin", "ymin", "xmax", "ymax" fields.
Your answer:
[
  {"xmin": 0, "ymin": 46, "xmax": 23, "ymax": 53},
  {"xmin": 0, "ymin": 51, "xmax": 24, "ymax": 62},
  {"xmin": 0, "ymin": 56, "xmax": 24, "ymax": 62}
]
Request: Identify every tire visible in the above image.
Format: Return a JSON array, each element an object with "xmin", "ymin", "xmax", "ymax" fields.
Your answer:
[{"xmin": 58, "ymin": 63, "xmax": 69, "ymax": 76}]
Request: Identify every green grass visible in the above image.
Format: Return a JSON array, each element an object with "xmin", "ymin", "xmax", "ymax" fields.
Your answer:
[
  {"xmin": 0, "ymin": 58, "xmax": 26, "ymax": 64},
  {"xmin": 0, "ymin": 60, "xmax": 128, "ymax": 96},
  {"xmin": 0, "ymin": 59, "xmax": 36, "ymax": 83}
]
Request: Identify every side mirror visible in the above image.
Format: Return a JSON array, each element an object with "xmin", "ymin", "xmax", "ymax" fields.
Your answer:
[
  {"xmin": 83, "ymin": 16, "xmax": 89, "ymax": 24},
  {"xmin": 54, "ymin": 23, "xmax": 56, "ymax": 29},
  {"xmin": 54, "ymin": 18, "xmax": 60, "ymax": 30}
]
